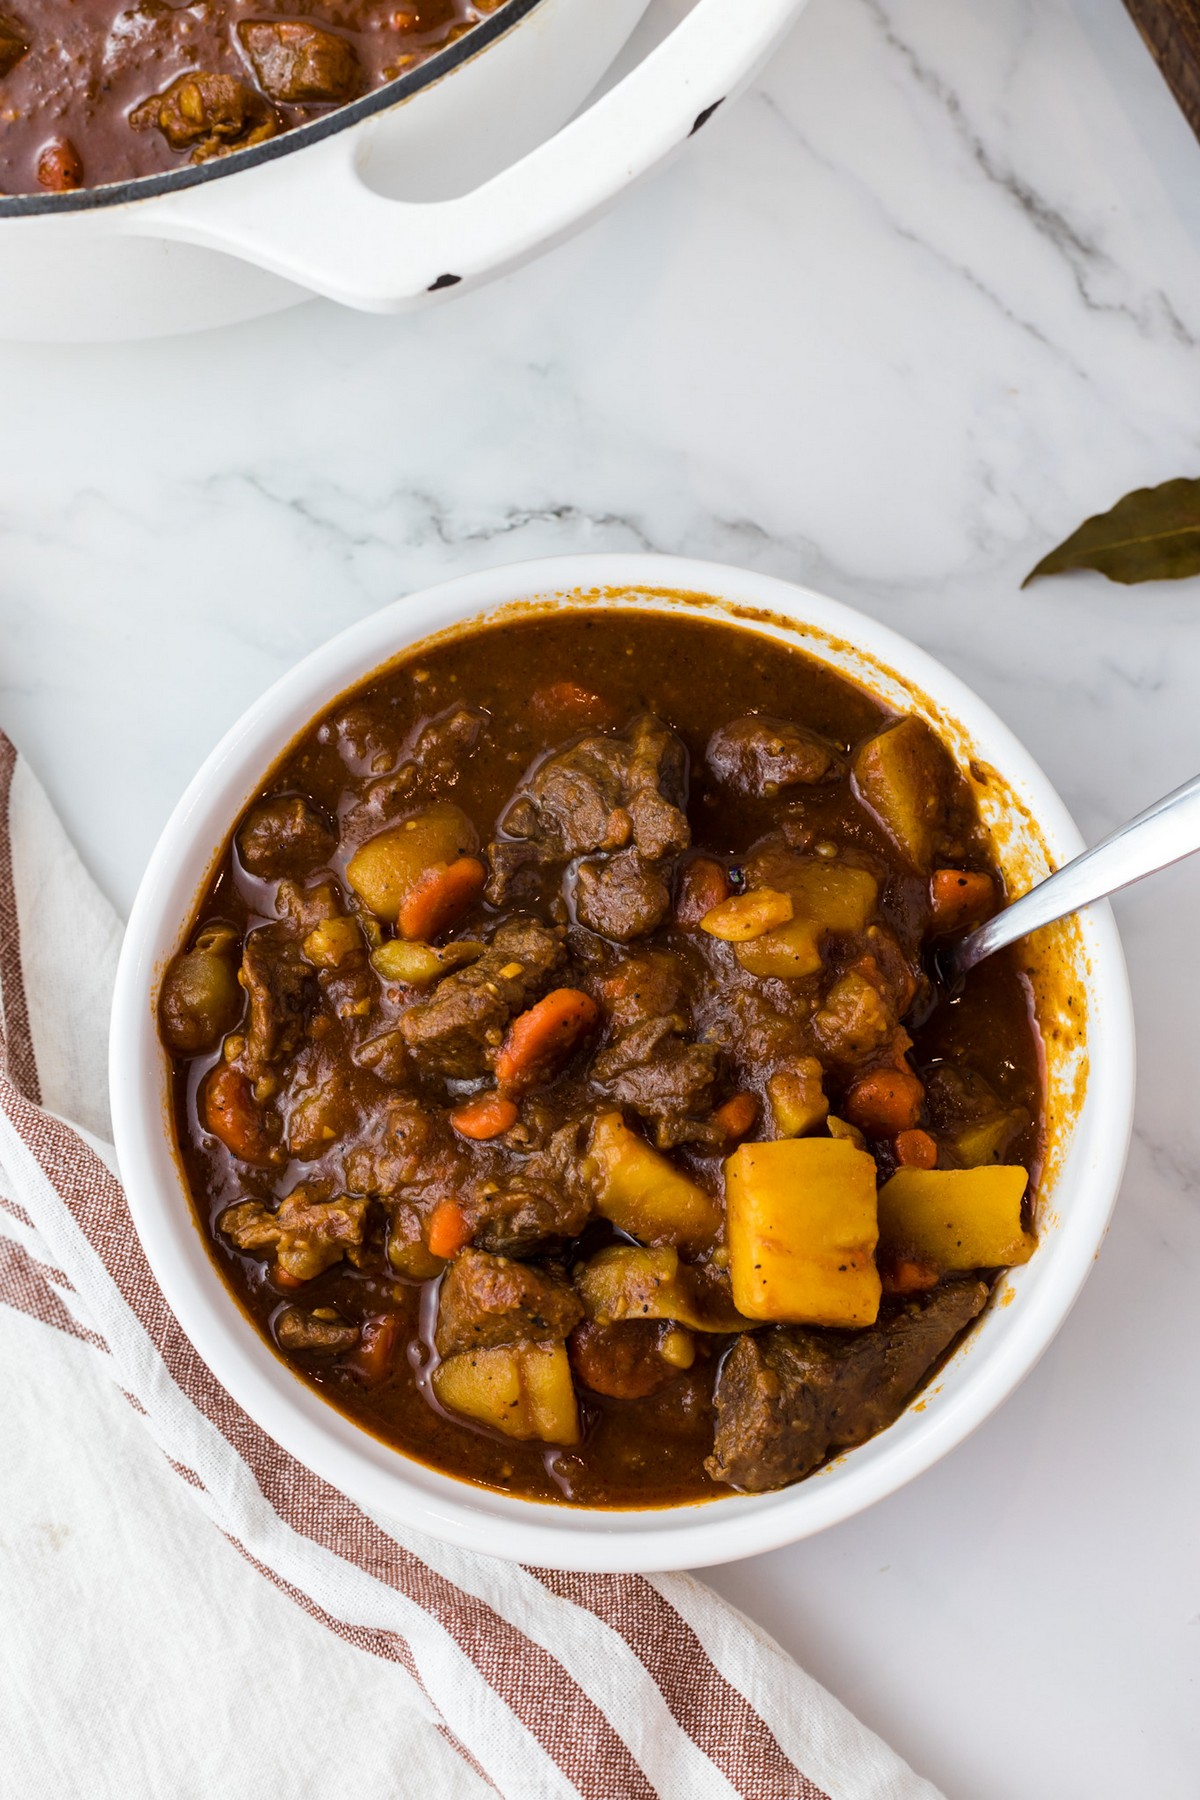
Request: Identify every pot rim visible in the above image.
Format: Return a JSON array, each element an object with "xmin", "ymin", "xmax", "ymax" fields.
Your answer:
[
  {"xmin": 0, "ymin": 0, "xmax": 545, "ymax": 221},
  {"xmin": 109, "ymin": 552, "xmax": 1135, "ymax": 1571}
]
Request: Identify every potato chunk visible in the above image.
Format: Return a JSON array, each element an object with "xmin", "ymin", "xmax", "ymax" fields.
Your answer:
[
  {"xmin": 767, "ymin": 1058, "xmax": 829, "ymax": 1137},
  {"xmin": 780, "ymin": 860, "xmax": 879, "ymax": 932},
  {"xmin": 585, "ymin": 1112, "xmax": 721, "ymax": 1251},
  {"xmin": 877, "ymin": 1166, "xmax": 1034, "ymax": 1271},
  {"xmin": 725, "ymin": 1138, "xmax": 881, "ymax": 1328},
  {"xmin": 577, "ymin": 1245, "xmax": 751, "ymax": 1332},
  {"xmin": 852, "ymin": 717, "xmax": 955, "ymax": 870},
  {"xmin": 346, "ymin": 803, "xmax": 479, "ymax": 925},
  {"xmin": 432, "ymin": 1342, "xmax": 581, "ymax": 1444},
  {"xmin": 734, "ymin": 917, "xmax": 822, "ymax": 980}
]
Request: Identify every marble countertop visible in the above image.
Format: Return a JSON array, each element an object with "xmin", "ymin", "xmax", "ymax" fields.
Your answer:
[{"xmin": 3, "ymin": 0, "xmax": 1199, "ymax": 1793}]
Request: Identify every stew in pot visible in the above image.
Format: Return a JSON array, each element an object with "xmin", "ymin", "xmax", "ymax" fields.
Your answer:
[
  {"xmin": 0, "ymin": 0, "xmax": 508, "ymax": 196},
  {"xmin": 159, "ymin": 608, "xmax": 1043, "ymax": 1507}
]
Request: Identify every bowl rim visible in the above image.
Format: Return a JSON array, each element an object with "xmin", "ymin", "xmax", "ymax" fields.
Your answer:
[
  {"xmin": 0, "ymin": 0, "xmax": 547, "ymax": 221},
  {"xmin": 109, "ymin": 552, "xmax": 1135, "ymax": 1571}
]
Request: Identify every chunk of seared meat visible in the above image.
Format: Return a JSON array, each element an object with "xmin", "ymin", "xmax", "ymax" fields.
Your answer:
[
  {"xmin": 237, "ymin": 795, "xmax": 336, "ymax": 880},
  {"xmin": 347, "ymin": 706, "xmax": 488, "ymax": 830},
  {"xmin": 221, "ymin": 1188, "xmax": 370, "ymax": 1283},
  {"xmin": 469, "ymin": 1122, "xmax": 593, "ymax": 1256},
  {"xmin": 399, "ymin": 918, "xmax": 566, "ymax": 1079},
  {"xmin": 592, "ymin": 1019, "xmax": 721, "ymax": 1149},
  {"xmin": 707, "ymin": 1280, "xmax": 989, "ymax": 1491},
  {"xmin": 275, "ymin": 1307, "xmax": 360, "ymax": 1353},
  {"xmin": 435, "ymin": 1249, "xmax": 583, "ymax": 1357},
  {"xmin": 574, "ymin": 849, "xmax": 670, "ymax": 941},
  {"xmin": 707, "ymin": 715, "xmax": 845, "ymax": 797},
  {"xmin": 487, "ymin": 714, "xmax": 690, "ymax": 903},
  {"xmin": 343, "ymin": 1097, "xmax": 447, "ymax": 1198},
  {"xmin": 593, "ymin": 951, "xmax": 722, "ymax": 1147},
  {"xmin": 131, "ymin": 71, "xmax": 278, "ymax": 160},
  {"xmin": 240, "ymin": 926, "xmax": 317, "ymax": 1075},
  {"xmin": 238, "ymin": 20, "xmax": 361, "ymax": 103}
]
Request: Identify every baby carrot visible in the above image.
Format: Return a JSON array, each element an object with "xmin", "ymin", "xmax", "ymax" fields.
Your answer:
[
  {"xmin": 450, "ymin": 1094, "xmax": 519, "ymax": 1141},
  {"xmin": 397, "ymin": 856, "xmax": 485, "ymax": 941},
  {"xmin": 844, "ymin": 1067, "xmax": 924, "ymax": 1136},
  {"xmin": 496, "ymin": 988, "xmax": 600, "ymax": 1094},
  {"xmin": 929, "ymin": 869, "xmax": 995, "ymax": 935},
  {"xmin": 427, "ymin": 1200, "xmax": 473, "ymax": 1261}
]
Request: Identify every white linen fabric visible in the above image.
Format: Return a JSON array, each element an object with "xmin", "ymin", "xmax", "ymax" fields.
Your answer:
[{"xmin": 0, "ymin": 733, "xmax": 944, "ymax": 1800}]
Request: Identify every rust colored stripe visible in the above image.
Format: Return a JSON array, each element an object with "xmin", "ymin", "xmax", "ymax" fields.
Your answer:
[
  {"xmin": 538, "ymin": 1570, "xmax": 830, "ymax": 1800},
  {"xmin": 228, "ymin": 1543, "xmax": 500, "ymax": 1794},
  {"xmin": 0, "ymin": 1232, "xmax": 109, "ymax": 1352},
  {"xmin": 0, "ymin": 1192, "xmax": 35, "ymax": 1230},
  {"xmin": 2, "ymin": 1083, "xmax": 657, "ymax": 1800},
  {"xmin": 0, "ymin": 735, "xmax": 42, "ymax": 1104}
]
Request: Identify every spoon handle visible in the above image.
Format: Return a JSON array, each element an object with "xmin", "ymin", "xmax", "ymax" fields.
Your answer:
[{"xmin": 957, "ymin": 769, "xmax": 1200, "ymax": 976}]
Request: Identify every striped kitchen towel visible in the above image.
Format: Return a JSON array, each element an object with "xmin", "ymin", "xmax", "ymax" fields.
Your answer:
[{"xmin": 0, "ymin": 731, "xmax": 942, "ymax": 1800}]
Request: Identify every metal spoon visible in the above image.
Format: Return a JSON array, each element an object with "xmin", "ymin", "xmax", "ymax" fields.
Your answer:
[{"xmin": 937, "ymin": 768, "xmax": 1200, "ymax": 988}]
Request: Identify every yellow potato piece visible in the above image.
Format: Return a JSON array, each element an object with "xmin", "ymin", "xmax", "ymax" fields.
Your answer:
[
  {"xmin": 700, "ymin": 887, "xmax": 794, "ymax": 942},
  {"xmin": 576, "ymin": 1244, "xmax": 751, "ymax": 1332},
  {"xmin": 782, "ymin": 860, "xmax": 879, "ymax": 932},
  {"xmin": 735, "ymin": 917, "xmax": 823, "ymax": 980},
  {"xmin": 432, "ymin": 1342, "xmax": 581, "ymax": 1444},
  {"xmin": 877, "ymin": 1166, "xmax": 1034, "ymax": 1271},
  {"xmin": 585, "ymin": 1112, "xmax": 722, "ymax": 1251},
  {"xmin": 725, "ymin": 1138, "xmax": 881, "ymax": 1328},
  {"xmin": 767, "ymin": 1059, "xmax": 829, "ymax": 1137},
  {"xmin": 346, "ymin": 802, "xmax": 478, "ymax": 923},
  {"xmin": 852, "ymin": 716, "xmax": 955, "ymax": 870}
]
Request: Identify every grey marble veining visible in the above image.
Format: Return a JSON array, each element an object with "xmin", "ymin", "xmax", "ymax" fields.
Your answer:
[{"xmin": 2, "ymin": 1, "xmax": 1199, "ymax": 1794}]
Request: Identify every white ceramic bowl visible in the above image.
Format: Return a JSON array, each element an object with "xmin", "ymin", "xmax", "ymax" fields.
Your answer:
[{"xmin": 110, "ymin": 554, "xmax": 1135, "ymax": 1571}]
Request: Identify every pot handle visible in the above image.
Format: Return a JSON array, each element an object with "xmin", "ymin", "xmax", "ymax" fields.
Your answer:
[{"xmin": 130, "ymin": 0, "xmax": 807, "ymax": 310}]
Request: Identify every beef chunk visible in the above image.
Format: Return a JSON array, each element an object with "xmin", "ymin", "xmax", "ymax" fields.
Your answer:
[
  {"xmin": 435, "ymin": 1249, "xmax": 583, "ymax": 1357},
  {"xmin": 237, "ymin": 795, "xmax": 337, "ymax": 880},
  {"xmin": 592, "ymin": 950, "xmax": 721, "ymax": 1147},
  {"xmin": 568, "ymin": 1320, "xmax": 688, "ymax": 1399},
  {"xmin": 238, "ymin": 20, "xmax": 361, "ymax": 103},
  {"xmin": 592, "ymin": 1017, "xmax": 721, "ymax": 1149},
  {"xmin": 707, "ymin": 1281, "xmax": 989, "ymax": 1491},
  {"xmin": 574, "ymin": 849, "xmax": 670, "ymax": 941},
  {"xmin": 469, "ymin": 1123, "xmax": 593, "ymax": 1256},
  {"xmin": 399, "ymin": 918, "xmax": 565, "ymax": 1079},
  {"xmin": 0, "ymin": 16, "xmax": 27, "ymax": 77},
  {"xmin": 240, "ymin": 926, "xmax": 316, "ymax": 1074},
  {"xmin": 487, "ymin": 714, "xmax": 689, "ymax": 902},
  {"xmin": 131, "ymin": 71, "xmax": 278, "ymax": 160},
  {"xmin": 275, "ymin": 1307, "xmax": 360, "ymax": 1352},
  {"xmin": 707, "ymin": 715, "xmax": 845, "ymax": 796},
  {"xmin": 343, "ymin": 1097, "xmax": 444, "ymax": 1197},
  {"xmin": 221, "ymin": 1188, "xmax": 369, "ymax": 1282}
]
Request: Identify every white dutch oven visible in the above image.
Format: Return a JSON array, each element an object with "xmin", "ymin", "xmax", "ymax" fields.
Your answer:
[
  {"xmin": 110, "ymin": 554, "xmax": 1134, "ymax": 1572},
  {"xmin": 0, "ymin": 0, "xmax": 808, "ymax": 342}
]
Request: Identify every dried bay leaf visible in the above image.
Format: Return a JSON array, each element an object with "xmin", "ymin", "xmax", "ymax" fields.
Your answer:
[{"xmin": 1023, "ymin": 477, "xmax": 1200, "ymax": 587}]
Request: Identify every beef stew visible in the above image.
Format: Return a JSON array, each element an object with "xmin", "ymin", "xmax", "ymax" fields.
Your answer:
[
  {"xmin": 159, "ymin": 609, "xmax": 1044, "ymax": 1508},
  {"xmin": 0, "ymin": 0, "xmax": 509, "ymax": 196}
]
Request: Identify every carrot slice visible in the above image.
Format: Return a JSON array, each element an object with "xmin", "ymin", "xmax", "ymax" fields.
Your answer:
[
  {"xmin": 397, "ymin": 855, "xmax": 485, "ymax": 942},
  {"xmin": 345, "ymin": 1312, "xmax": 402, "ymax": 1385},
  {"xmin": 272, "ymin": 1264, "xmax": 308, "ymax": 1291},
  {"xmin": 530, "ymin": 681, "xmax": 616, "ymax": 732},
  {"xmin": 450, "ymin": 1094, "xmax": 519, "ymax": 1141},
  {"xmin": 895, "ymin": 1127, "xmax": 938, "ymax": 1169},
  {"xmin": 427, "ymin": 1199, "xmax": 473, "ymax": 1260},
  {"xmin": 675, "ymin": 857, "xmax": 730, "ymax": 928},
  {"xmin": 713, "ymin": 1092, "xmax": 758, "ymax": 1143},
  {"xmin": 203, "ymin": 1065, "xmax": 274, "ymax": 1165},
  {"xmin": 929, "ymin": 869, "xmax": 995, "ymax": 935},
  {"xmin": 844, "ymin": 1067, "xmax": 924, "ymax": 1136},
  {"xmin": 881, "ymin": 1255, "xmax": 940, "ymax": 1296},
  {"xmin": 496, "ymin": 987, "xmax": 600, "ymax": 1095}
]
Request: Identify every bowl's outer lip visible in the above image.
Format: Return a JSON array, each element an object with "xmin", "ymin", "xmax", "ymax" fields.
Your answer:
[
  {"xmin": 0, "ymin": 0, "xmax": 547, "ymax": 220},
  {"xmin": 110, "ymin": 553, "xmax": 1135, "ymax": 1572}
]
